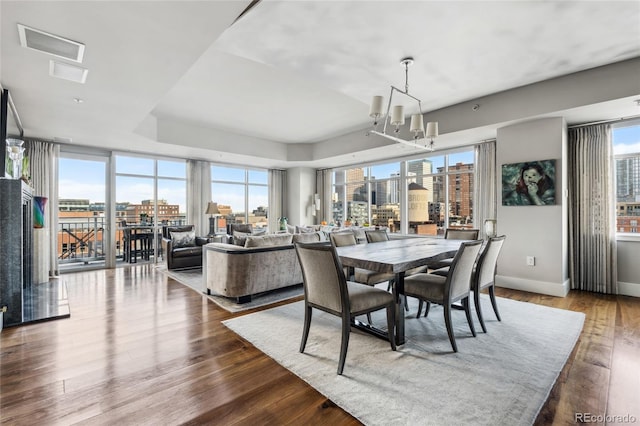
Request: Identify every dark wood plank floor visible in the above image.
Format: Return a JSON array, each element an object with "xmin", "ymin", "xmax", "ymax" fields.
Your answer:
[{"xmin": 1, "ymin": 265, "xmax": 638, "ymax": 425}]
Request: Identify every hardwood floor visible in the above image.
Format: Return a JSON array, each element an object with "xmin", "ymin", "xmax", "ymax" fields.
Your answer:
[{"xmin": 1, "ymin": 265, "xmax": 638, "ymax": 425}]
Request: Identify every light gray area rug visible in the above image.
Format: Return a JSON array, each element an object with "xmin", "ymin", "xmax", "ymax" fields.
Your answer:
[
  {"xmin": 157, "ymin": 265, "xmax": 303, "ymax": 313},
  {"xmin": 223, "ymin": 295, "xmax": 585, "ymax": 425}
]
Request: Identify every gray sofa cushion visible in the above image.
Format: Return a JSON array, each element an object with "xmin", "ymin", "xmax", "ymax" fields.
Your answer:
[{"xmin": 244, "ymin": 233, "xmax": 293, "ymax": 248}]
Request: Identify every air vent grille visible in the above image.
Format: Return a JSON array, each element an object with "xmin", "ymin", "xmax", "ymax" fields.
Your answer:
[{"xmin": 18, "ymin": 24, "xmax": 85, "ymax": 63}]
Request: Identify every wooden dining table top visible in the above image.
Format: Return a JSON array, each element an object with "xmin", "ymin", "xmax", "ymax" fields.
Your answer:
[{"xmin": 335, "ymin": 237, "xmax": 465, "ymax": 274}]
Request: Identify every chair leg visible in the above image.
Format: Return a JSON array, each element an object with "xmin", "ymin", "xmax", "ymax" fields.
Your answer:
[
  {"xmin": 300, "ymin": 305, "xmax": 312, "ymax": 353},
  {"xmin": 474, "ymin": 289, "xmax": 487, "ymax": 333},
  {"xmin": 423, "ymin": 301, "xmax": 431, "ymax": 318},
  {"xmin": 338, "ymin": 315, "xmax": 351, "ymax": 375},
  {"xmin": 385, "ymin": 303, "xmax": 397, "ymax": 351},
  {"xmin": 462, "ymin": 297, "xmax": 476, "ymax": 337},
  {"xmin": 488, "ymin": 286, "xmax": 501, "ymax": 321},
  {"xmin": 416, "ymin": 299, "xmax": 423, "ymax": 318},
  {"xmin": 366, "ymin": 313, "xmax": 373, "ymax": 324},
  {"xmin": 443, "ymin": 303, "xmax": 457, "ymax": 352}
]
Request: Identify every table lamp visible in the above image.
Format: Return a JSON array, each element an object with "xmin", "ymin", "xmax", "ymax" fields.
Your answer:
[{"xmin": 205, "ymin": 202, "xmax": 219, "ymax": 235}]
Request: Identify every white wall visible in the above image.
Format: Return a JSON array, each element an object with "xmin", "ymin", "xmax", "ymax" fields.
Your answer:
[
  {"xmin": 617, "ymin": 238, "xmax": 640, "ymax": 297},
  {"xmin": 495, "ymin": 117, "xmax": 570, "ymax": 296},
  {"xmin": 286, "ymin": 167, "xmax": 316, "ymax": 227}
]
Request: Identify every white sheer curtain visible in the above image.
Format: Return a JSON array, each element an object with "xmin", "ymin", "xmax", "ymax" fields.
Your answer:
[
  {"xmin": 186, "ymin": 160, "xmax": 211, "ymax": 236},
  {"xmin": 568, "ymin": 124, "xmax": 617, "ymax": 294},
  {"xmin": 268, "ymin": 169, "xmax": 286, "ymax": 231},
  {"xmin": 24, "ymin": 139, "xmax": 60, "ymax": 277},
  {"xmin": 474, "ymin": 140, "xmax": 497, "ymax": 239},
  {"xmin": 316, "ymin": 168, "xmax": 332, "ymax": 224}
]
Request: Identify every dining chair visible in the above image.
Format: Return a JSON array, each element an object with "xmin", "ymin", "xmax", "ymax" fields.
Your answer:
[
  {"xmin": 330, "ymin": 231, "xmax": 396, "ymax": 322},
  {"xmin": 330, "ymin": 232, "xmax": 396, "ymax": 287},
  {"xmin": 472, "ymin": 235, "xmax": 506, "ymax": 333},
  {"xmin": 428, "ymin": 228, "xmax": 480, "ymax": 273},
  {"xmin": 402, "ymin": 240, "xmax": 483, "ymax": 352},
  {"xmin": 295, "ymin": 242, "xmax": 396, "ymax": 375}
]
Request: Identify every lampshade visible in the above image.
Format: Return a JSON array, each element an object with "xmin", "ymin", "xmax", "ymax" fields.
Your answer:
[
  {"xmin": 205, "ymin": 201, "xmax": 219, "ymax": 215},
  {"xmin": 410, "ymin": 114, "xmax": 424, "ymax": 134},
  {"xmin": 391, "ymin": 105, "xmax": 405, "ymax": 126},
  {"xmin": 369, "ymin": 95, "xmax": 384, "ymax": 118},
  {"xmin": 426, "ymin": 121, "xmax": 439, "ymax": 139}
]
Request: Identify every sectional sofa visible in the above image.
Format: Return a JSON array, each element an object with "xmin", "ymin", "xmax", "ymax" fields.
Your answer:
[{"xmin": 203, "ymin": 232, "xmax": 325, "ymax": 303}]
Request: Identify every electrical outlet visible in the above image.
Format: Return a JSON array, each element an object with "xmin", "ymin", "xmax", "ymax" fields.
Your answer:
[{"xmin": 526, "ymin": 256, "xmax": 535, "ymax": 266}]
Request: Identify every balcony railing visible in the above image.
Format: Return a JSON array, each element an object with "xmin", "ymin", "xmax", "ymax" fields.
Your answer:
[{"xmin": 58, "ymin": 216, "xmax": 186, "ymax": 265}]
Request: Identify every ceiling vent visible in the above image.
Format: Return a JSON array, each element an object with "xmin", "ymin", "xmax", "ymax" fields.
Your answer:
[
  {"xmin": 49, "ymin": 60, "xmax": 88, "ymax": 84},
  {"xmin": 18, "ymin": 24, "xmax": 85, "ymax": 63}
]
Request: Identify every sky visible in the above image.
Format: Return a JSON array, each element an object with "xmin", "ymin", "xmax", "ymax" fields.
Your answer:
[
  {"xmin": 57, "ymin": 124, "xmax": 640, "ymax": 210},
  {"xmin": 58, "ymin": 157, "xmax": 268, "ymax": 213}
]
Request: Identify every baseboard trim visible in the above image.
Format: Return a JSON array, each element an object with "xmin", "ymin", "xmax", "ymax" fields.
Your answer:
[
  {"xmin": 495, "ymin": 275, "xmax": 570, "ymax": 297},
  {"xmin": 618, "ymin": 282, "xmax": 640, "ymax": 298}
]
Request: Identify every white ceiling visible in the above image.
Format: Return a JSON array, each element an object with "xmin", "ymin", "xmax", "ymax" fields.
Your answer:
[{"xmin": 1, "ymin": 1, "xmax": 640, "ymax": 169}]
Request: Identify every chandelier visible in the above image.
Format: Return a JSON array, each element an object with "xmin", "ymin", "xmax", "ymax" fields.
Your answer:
[{"xmin": 367, "ymin": 57, "xmax": 438, "ymax": 150}]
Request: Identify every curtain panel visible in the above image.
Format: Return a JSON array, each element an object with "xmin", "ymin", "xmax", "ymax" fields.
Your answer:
[
  {"xmin": 316, "ymin": 168, "xmax": 332, "ymax": 224},
  {"xmin": 474, "ymin": 140, "xmax": 497, "ymax": 239},
  {"xmin": 568, "ymin": 124, "xmax": 617, "ymax": 294},
  {"xmin": 186, "ymin": 160, "xmax": 211, "ymax": 236},
  {"xmin": 24, "ymin": 139, "xmax": 60, "ymax": 277},
  {"xmin": 268, "ymin": 169, "xmax": 286, "ymax": 232}
]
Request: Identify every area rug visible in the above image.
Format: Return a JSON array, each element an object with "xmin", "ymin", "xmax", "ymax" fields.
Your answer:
[
  {"xmin": 156, "ymin": 265, "xmax": 303, "ymax": 313},
  {"xmin": 223, "ymin": 295, "xmax": 585, "ymax": 425}
]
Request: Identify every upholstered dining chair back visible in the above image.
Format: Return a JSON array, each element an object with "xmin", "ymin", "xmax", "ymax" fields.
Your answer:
[
  {"xmin": 330, "ymin": 231, "xmax": 357, "ymax": 247},
  {"xmin": 476, "ymin": 235, "xmax": 506, "ymax": 291},
  {"xmin": 447, "ymin": 240, "xmax": 483, "ymax": 300},
  {"xmin": 295, "ymin": 242, "xmax": 345, "ymax": 314},
  {"xmin": 444, "ymin": 228, "xmax": 480, "ymax": 240},
  {"xmin": 365, "ymin": 229, "xmax": 389, "ymax": 243},
  {"xmin": 472, "ymin": 235, "xmax": 506, "ymax": 333}
]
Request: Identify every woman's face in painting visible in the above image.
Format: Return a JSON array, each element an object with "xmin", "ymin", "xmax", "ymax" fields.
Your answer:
[{"xmin": 522, "ymin": 168, "xmax": 542, "ymax": 185}]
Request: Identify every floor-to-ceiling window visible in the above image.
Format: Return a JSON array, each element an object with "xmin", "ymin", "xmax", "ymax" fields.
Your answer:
[
  {"xmin": 613, "ymin": 122, "xmax": 640, "ymax": 234},
  {"xmin": 58, "ymin": 153, "xmax": 107, "ymax": 271},
  {"xmin": 332, "ymin": 148, "xmax": 475, "ymax": 235},
  {"xmin": 115, "ymin": 155, "xmax": 186, "ymax": 265},
  {"xmin": 211, "ymin": 165, "xmax": 269, "ymax": 230}
]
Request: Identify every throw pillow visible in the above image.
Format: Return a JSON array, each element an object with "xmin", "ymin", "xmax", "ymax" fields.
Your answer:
[
  {"xmin": 232, "ymin": 231, "xmax": 251, "ymax": 246},
  {"xmin": 170, "ymin": 230, "xmax": 196, "ymax": 248},
  {"xmin": 252, "ymin": 227, "xmax": 268, "ymax": 236},
  {"xmin": 295, "ymin": 225, "xmax": 314, "ymax": 234}
]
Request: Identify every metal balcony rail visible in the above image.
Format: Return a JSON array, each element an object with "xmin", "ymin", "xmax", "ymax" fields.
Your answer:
[{"xmin": 57, "ymin": 216, "xmax": 185, "ymax": 264}]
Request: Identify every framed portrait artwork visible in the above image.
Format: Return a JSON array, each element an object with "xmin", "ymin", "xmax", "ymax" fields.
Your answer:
[{"xmin": 502, "ymin": 159, "xmax": 556, "ymax": 206}]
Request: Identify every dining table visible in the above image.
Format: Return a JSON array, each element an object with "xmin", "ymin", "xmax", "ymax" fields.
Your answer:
[{"xmin": 336, "ymin": 237, "xmax": 466, "ymax": 345}]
